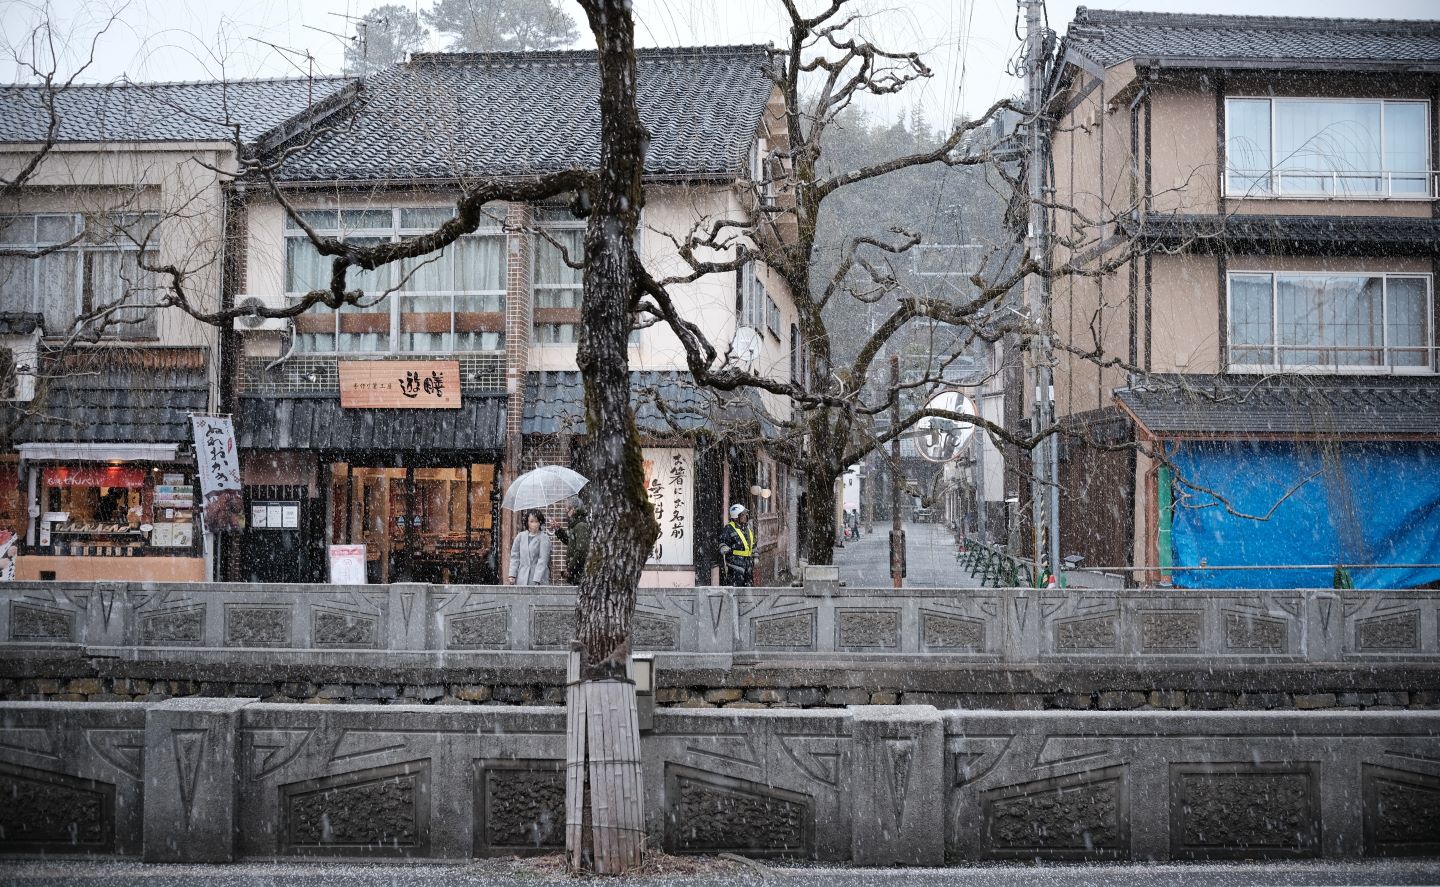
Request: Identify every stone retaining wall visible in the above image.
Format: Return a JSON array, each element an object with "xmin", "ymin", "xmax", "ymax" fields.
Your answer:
[
  {"xmin": 6, "ymin": 581, "xmax": 1437, "ymax": 662},
  {"xmin": 0, "ymin": 700, "xmax": 1436, "ymax": 863}
]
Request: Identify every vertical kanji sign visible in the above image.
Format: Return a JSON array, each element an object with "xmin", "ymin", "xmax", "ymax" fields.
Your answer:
[
  {"xmin": 642, "ymin": 448, "xmax": 693, "ymax": 566},
  {"xmin": 190, "ymin": 415, "xmax": 245, "ymax": 532}
]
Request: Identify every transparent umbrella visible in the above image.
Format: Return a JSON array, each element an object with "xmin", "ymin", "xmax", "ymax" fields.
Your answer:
[{"xmin": 501, "ymin": 465, "xmax": 589, "ymax": 511}]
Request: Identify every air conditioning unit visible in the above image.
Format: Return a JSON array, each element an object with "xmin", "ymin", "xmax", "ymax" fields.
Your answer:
[{"xmin": 233, "ymin": 294, "xmax": 289, "ymax": 332}]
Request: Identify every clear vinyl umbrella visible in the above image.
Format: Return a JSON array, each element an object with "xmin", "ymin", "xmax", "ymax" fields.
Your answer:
[{"xmin": 501, "ymin": 465, "xmax": 589, "ymax": 511}]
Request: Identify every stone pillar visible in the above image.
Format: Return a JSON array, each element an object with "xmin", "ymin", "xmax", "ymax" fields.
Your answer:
[
  {"xmin": 501, "ymin": 201, "xmax": 535, "ymax": 584},
  {"xmin": 849, "ymin": 705, "xmax": 945, "ymax": 866},
  {"xmin": 142, "ymin": 697, "xmax": 254, "ymax": 862},
  {"xmin": 388, "ymin": 583, "xmax": 429, "ymax": 649}
]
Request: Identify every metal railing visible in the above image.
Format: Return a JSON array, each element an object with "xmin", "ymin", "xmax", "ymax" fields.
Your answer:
[
  {"xmin": 955, "ymin": 534, "xmax": 1042, "ymax": 588},
  {"xmin": 1226, "ymin": 168, "xmax": 1439, "ymax": 199},
  {"xmin": 238, "ymin": 354, "xmax": 506, "ymax": 395}
]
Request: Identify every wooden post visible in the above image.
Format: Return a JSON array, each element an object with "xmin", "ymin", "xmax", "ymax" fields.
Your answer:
[{"xmin": 565, "ymin": 644, "xmax": 645, "ymax": 874}]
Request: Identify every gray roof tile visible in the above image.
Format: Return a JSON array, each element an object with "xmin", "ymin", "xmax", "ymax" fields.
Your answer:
[
  {"xmin": 0, "ymin": 77, "xmax": 354, "ymax": 144},
  {"xmin": 1115, "ymin": 373, "xmax": 1440, "ymax": 437},
  {"xmin": 524, "ymin": 370, "xmax": 714, "ymax": 435},
  {"xmin": 1135, "ymin": 214, "xmax": 1440, "ymax": 258},
  {"xmin": 236, "ymin": 394, "xmax": 505, "ymax": 452},
  {"xmin": 263, "ymin": 45, "xmax": 773, "ymax": 183},
  {"xmin": 3, "ymin": 349, "xmax": 209, "ymax": 444},
  {"xmin": 1067, "ymin": 7, "xmax": 1440, "ymax": 70}
]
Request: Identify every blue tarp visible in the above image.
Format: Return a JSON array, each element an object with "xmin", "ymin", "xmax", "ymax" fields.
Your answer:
[{"xmin": 1168, "ymin": 441, "xmax": 1440, "ymax": 589}]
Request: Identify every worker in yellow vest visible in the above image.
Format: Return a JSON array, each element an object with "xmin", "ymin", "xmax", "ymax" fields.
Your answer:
[{"xmin": 719, "ymin": 503, "xmax": 756, "ymax": 586}]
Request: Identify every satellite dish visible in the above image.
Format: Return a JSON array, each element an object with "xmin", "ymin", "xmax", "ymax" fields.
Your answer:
[
  {"xmin": 731, "ymin": 326, "xmax": 761, "ymax": 365},
  {"xmin": 915, "ymin": 391, "xmax": 977, "ymax": 463}
]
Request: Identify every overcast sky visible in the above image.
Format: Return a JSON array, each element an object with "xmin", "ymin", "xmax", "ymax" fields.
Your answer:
[{"xmin": 4, "ymin": 0, "xmax": 1435, "ymax": 124}]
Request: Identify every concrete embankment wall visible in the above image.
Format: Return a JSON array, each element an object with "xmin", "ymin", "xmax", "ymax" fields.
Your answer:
[
  {"xmin": 0, "ymin": 700, "xmax": 1436, "ymax": 863},
  {"xmin": 2, "ymin": 581, "xmax": 1437, "ymax": 711}
]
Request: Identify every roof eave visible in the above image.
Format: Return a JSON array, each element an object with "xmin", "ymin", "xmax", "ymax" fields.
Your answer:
[{"xmin": 1132, "ymin": 55, "xmax": 1440, "ymax": 74}]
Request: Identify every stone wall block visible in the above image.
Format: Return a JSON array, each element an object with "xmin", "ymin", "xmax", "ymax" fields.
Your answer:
[
  {"xmin": 849, "ymin": 705, "xmax": 944, "ymax": 865},
  {"xmin": 388, "ymin": 584, "xmax": 428, "ymax": 650},
  {"xmin": 142, "ymin": 697, "xmax": 255, "ymax": 862},
  {"xmin": 1305, "ymin": 591, "xmax": 1343, "ymax": 662}
]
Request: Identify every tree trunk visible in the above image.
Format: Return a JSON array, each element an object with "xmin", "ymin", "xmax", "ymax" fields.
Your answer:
[
  {"xmin": 566, "ymin": 0, "xmax": 656, "ymax": 875},
  {"xmin": 800, "ymin": 466, "xmax": 839, "ymax": 565}
]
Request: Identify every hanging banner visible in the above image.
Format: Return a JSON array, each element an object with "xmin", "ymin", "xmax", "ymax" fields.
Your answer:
[
  {"xmin": 642, "ymin": 447, "xmax": 693, "ymax": 566},
  {"xmin": 190, "ymin": 416, "xmax": 245, "ymax": 532},
  {"xmin": 0, "ymin": 531, "xmax": 15, "ymax": 581}
]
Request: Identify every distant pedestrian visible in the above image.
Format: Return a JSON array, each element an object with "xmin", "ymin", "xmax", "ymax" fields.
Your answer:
[
  {"xmin": 720, "ymin": 503, "xmax": 756, "ymax": 586},
  {"xmin": 556, "ymin": 503, "xmax": 590, "ymax": 584},
  {"xmin": 508, "ymin": 510, "xmax": 552, "ymax": 585}
]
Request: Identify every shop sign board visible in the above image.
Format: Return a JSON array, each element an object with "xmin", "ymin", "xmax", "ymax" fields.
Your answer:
[
  {"xmin": 328, "ymin": 544, "xmax": 367, "ymax": 584},
  {"xmin": 191, "ymin": 416, "xmax": 245, "ymax": 532},
  {"xmin": 44, "ymin": 466, "xmax": 146, "ymax": 488},
  {"xmin": 339, "ymin": 360, "xmax": 461, "ymax": 409},
  {"xmin": 643, "ymin": 447, "xmax": 693, "ymax": 566}
]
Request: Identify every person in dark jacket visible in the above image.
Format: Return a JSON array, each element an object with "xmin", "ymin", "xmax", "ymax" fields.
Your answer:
[
  {"xmin": 719, "ymin": 503, "xmax": 756, "ymax": 586},
  {"xmin": 556, "ymin": 504, "xmax": 590, "ymax": 584}
]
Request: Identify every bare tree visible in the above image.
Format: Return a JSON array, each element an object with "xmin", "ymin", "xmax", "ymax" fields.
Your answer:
[
  {"xmin": 424, "ymin": 0, "xmax": 579, "ymax": 52},
  {"xmin": 344, "ymin": 4, "xmax": 430, "ymax": 75}
]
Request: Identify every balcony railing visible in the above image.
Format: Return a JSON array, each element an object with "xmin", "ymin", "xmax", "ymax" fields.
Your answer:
[
  {"xmin": 238, "ymin": 354, "xmax": 506, "ymax": 395},
  {"xmin": 1226, "ymin": 168, "xmax": 1439, "ymax": 199},
  {"xmin": 1227, "ymin": 344, "xmax": 1437, "ymax": 374}
]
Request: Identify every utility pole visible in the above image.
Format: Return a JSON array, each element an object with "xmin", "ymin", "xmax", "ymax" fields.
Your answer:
[
  {"xmin": 1023, "ymin": 0, "xmax": 1059, "ymax": 583},
  {"xmin": 889, "ymin": 355, "xmax": 905, "ymax": 588}
]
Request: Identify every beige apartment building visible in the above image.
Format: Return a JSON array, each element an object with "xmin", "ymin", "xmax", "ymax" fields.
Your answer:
[{"xmin": 1046, "ymin": 9, "xmax": 1440, "ymax": 589}]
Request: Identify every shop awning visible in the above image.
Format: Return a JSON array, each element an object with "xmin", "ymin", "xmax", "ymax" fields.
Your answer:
[
  {"xmin": 18, "ymin": 442, "xmax": 180, "ymax": 462},
  {"xmin": 236, "ymin": 394, "xmax": 506, "ymax": 451}
]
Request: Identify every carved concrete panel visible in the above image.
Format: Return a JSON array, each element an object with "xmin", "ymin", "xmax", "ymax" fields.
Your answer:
[
  {"xmin": 280, "ymin": 759, "xmax": 431, "ymax": 856},
  {"xmin": 1363, "ymin": 765, "xmax": 1440, "ymax": 856},
  {"xmin": 836, "ymin": 609, "xmax": 899, "ymax": 650},
  {"xmin": 8, "ymin": 603, "xmax": 73, "ymax": 641},
  {"xmin": 313, "ymin": 609, "xmax": 379, "ymax": 648},
  {"xmin": 633, "ymin": 614, "xmax": 679, "ymax": 650},
  {"xmin": 921, "ymin": 611, "xmax": 985, "ymax": 650},
  {"xmin": 1169, "ymin": 763, "xmax": 1319, "ymax": 859},
  {"xmin": 447, "ymin": 607, "xmax": 509, "ymax": 649},
  {"xmin": 529, "ymin": 607, "xmax": 575, "ymax": 649},
  {"xmin": 980, "ymin": 766, "xmax": 1128, "ymax": 859},
  {"xmin": 139, "ymin": 607, "xmax": 205, "ymax": 646},
  {"xmin": 474, "ymin": 760, "xmax": 564, "ymax": 856},
  {"xmin": 1356, "ymin": 612, "xmax": 1420, "ymax": 652},
  {"xmin": 663, "ymin": 763, "xmax": 814, "ymax": 857},
  {"xmin": 224, "ymin": 606, "xmax": 291, "ymax": 647},
  {"xmin": 0, "ymin": 761, "xmax": 114, "ymax": 853},
  {"xmin": 1139, "ymin": 610, "xmax": 1203, "ymax": 652},
  {"xmin": 1054, "ymin": 614, "xmax": 1119, "ymax": 652},
  {"xmin": 1222, "ymin": 612, "xmax": 1287, "ymax": 653},
  {"xmin": 751, "ymin": 610, "xmax": 816, "ymax": 649}
]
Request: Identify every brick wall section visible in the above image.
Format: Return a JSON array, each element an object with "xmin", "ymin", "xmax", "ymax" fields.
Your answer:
[{"xmin": 500, "ymin": 201, "xmax": 535, "ymax": 581}]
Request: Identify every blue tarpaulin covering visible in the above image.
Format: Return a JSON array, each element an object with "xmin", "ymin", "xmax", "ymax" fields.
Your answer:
[{"xmin": 1168, "ymin": 441, "xmax": 1440, "ymax": 589}]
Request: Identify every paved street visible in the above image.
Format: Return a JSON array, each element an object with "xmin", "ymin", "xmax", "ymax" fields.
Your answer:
[
  {"xmin": 833, "ymin": 520, "xmax": 982, "ymax": 588},
  {"xmin": 3, "ymin": 860, "xmax": 1438, "ymax": 886}
]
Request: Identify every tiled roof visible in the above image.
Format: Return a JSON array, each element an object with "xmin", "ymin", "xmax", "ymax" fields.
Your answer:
[
  {"xmin": 0, "ymin": 77, "xmax": 355, "ymax": 144},
  {"xmin": 236, "ymin": 394, "xmax": 505, "ymax": 451},
  {"xmin": 525, "ymin": 370, "xmax": 715, "ymax": 436},
  {"xmin": 263, "ymin": 45, "xmax": 773, "ymax": 183},
  {"xmin": 3, "ymin": 349, "xmax": 208, "ymax": 444},
  {"xmin": 1066, "ymin": 7, "xmax": 1440, "ymax": 70},
  {"xmin": 1134, "ymin": 214, "xmax": 1440, "ymax": 258},
  {"xmin": 1115, "ymin": 374, "xmax": 1440, "ymax": 437}
]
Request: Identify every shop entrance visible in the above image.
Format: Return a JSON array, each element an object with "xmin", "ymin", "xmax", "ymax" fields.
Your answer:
[{"xmin": 328, "ymin": 458, "xmax": 497, "ymax": 584}]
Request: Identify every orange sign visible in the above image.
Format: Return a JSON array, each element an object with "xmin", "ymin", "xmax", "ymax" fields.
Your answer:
[{"xmin": 338, "ymin": 360, "xmax": 462, "ymax": 409}]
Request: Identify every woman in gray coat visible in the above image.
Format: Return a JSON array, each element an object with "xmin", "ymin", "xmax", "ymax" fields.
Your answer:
[{"xmin": 508, "ymin": 510, "xmax": 552, "ymax": 585}]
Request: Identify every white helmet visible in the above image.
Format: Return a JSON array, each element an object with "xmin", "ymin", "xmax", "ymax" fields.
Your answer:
[{"xmin": 729, "ymin": 504, "xmax": 747, "ymax": 518}]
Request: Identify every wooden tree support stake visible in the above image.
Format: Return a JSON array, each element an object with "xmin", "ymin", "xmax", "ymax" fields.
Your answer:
[{"xmin": 566, "ymin": 645, "xmax": 645, "ymax": 874}]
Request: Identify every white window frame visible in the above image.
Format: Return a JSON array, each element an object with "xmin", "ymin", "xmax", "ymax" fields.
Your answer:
[
  {"xmin": 283, "ymin": 207, "xmax": 506, "ymax": 354},
  {"xmin": 1225, "ymin": 271, "xmax": 1435, "ymax": 374},
  {"xmin": 533, "ymin": 215, "xmax": 586, "ymax": 346},
  {"xmin": 1224, "ymin": 97, "xmax": 1434, "ymax": 199},
  {"xmin": 0, "ymin": 212, "xmax": 161, "ymax": 340}
]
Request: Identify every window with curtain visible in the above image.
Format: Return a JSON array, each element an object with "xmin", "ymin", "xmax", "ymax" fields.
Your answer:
[
  {"xmin": 534, "ymin": 224, "xmax": 583, "ymax": 344},
  {"xmin": 284, "ymin": 207, "xmax": 506, "ymax": 353},
  {"xmin": 0, "ymin": 213, "xmax": 161, "ymax": 339},
  {"xmin": 1227, "ymin": 272, "xmax": 1433, "ymax": 371},
  {"xmin": 1225, "ymin": 98, "xmax": 1430, "ymax": 197}
]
